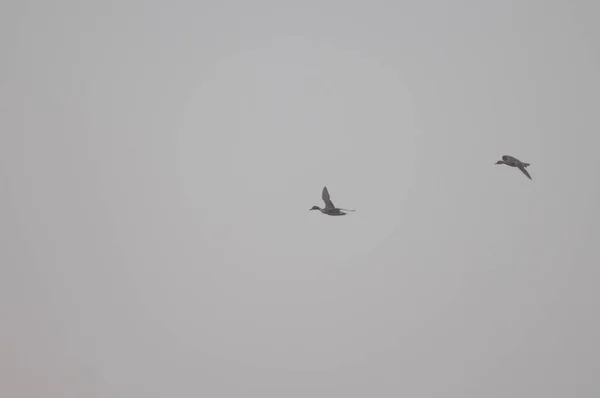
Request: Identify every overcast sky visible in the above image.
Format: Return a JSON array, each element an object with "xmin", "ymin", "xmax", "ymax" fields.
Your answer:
[{"xmin": 2, "ymin": 1, "xmax": 599, "ymax": 397}]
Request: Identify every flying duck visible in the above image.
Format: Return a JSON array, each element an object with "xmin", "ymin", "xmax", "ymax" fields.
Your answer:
[
  {"xmin": 310, "ymin": 186, "xmax": 355, "ymax": 216},
  {"xmin": 495, "ymin": 155, "xmax": 532, "ymax": 180}
]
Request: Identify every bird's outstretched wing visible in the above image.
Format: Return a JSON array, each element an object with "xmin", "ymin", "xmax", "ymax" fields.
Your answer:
[
  {"xmin": 322, "ymin": 186, "xmax": 335, "ymax": 209},
  {"xmin": 518, "ymin": 165, "xmax": 532, "ymax": 180}
]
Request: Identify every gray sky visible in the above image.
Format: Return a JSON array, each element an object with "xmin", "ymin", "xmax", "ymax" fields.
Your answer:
[{"xmin": 2, "ymin": 1, "xmax": 599, "ymax": 397}]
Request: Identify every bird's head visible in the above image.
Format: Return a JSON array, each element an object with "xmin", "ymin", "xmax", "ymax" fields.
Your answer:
[
  {"xmin": 309, "ymin": 206, "xmax": 320, "ymax": 211},
  {"xmin": 495, "ymin": 160, "xmax": 504, "ymax": 165}
]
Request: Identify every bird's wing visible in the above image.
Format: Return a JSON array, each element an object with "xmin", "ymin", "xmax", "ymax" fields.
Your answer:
[
  {"xmin": 322, "ymin": 186, "xmax": 335, "ymax": 209},
  {"xmin": 518, "ymin": 165, "xmax": 532, "ymax": 180}
]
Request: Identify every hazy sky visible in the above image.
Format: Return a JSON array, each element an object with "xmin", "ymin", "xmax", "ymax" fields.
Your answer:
[{"xmin": 2, "ymin": 1, "xmax": 599, "ymax": 397}]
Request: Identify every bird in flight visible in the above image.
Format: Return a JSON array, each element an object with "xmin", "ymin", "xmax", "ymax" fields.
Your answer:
[
  {"xmin": 310, "ymin": 186, "xmax": 355, "ymax": 216},
  {"xmin": 495, "ymin": 155, "xmax": 532, "ymax": 180}
]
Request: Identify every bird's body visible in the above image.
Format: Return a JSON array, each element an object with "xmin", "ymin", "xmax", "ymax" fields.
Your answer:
[
  {"xmin": 495, "ymin": 155, "xmax": 532, "ymax": 180},
  {"xmin": 310, "ymin": 186, "xmax": 355, "ymax": 216}
]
